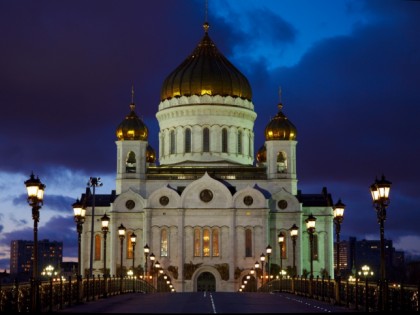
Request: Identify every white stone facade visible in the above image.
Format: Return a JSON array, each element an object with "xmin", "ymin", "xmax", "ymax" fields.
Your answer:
[
  {"xmin": 79, "ymin": 97, "xmax": 334, "ymax": 292},
  {"xmin": 79, "ymin": 31, "xmax": 335, "ymax": 292}
]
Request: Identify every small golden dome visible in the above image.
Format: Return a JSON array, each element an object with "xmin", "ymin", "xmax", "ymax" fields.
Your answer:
[
  {"xmin": 256, "ymin": 144, "xmax": 267, "ymax": 163},
  {"xmin": 146, "ymin": 144, "xmax": 156, "ymax": 163},
  {"xmin": 160, "ymin": 23, "xmax": 252, "ymax": 102},
  {"xmin": 265, "ymin": 103, "xmax": 297, "ymax": 141},
  {"xmin": 116, "ymin": 103, "xmax": 148, "ymax": 141}
]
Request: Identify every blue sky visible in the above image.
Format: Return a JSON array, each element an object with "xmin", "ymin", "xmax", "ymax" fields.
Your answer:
[{"xmin": 0, "ymin": 0, "xmax": 419, "ymax": 272}]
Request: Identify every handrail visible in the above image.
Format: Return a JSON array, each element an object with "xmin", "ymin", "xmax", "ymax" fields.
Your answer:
[
  {"xmin": 258, "ymin": 275, "xmax": 419, "ymax": 312},
  {"xmin": 0, "ymin": 275, "xmax": 418, "ymax": 312},
  {"xmin": 0, "ymin": 275, "xmax": 155, "ymax": 313}
]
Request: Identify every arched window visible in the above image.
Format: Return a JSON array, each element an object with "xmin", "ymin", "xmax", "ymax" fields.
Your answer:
[
  {"xmin": 185, "ymin": 128, "xmax": 191, "ymax": 153},
  {"xmin": 222, "ymin": 128, "xmax": 228, "ymax": 153},
  {"xmin": 203, "ymin": 128, "xmax": 210, "ymax": 152},
  {"xmin": 161, "ymin": 229, "xmax": 168, "ymax": 257},
  {"xmin": 277, "ymin": 151, "xmax": 287, "ymax": 173},
  {"xmin": 126, "ymin": 151, "xmax": 136, "ymax": 173},
  {"xmin": 170, "ymin": 130, "xmax": 175, "ymax": 154},
  {"xmin": 212, "ymin": 228, "xmax": 219, "ymax": 257},
  {"xmin": 94, "ymin": 234, "xmax": 101, "ymax": 261},
  {"xmin": 245, "ymin": 229, "xmax": 252, "ymax": 257},
  {"xmin": 237, "ymin": 130, "xmax": 242, "ymax": 154},
  {"xmin": 194, "ymin": 229, "xmax": 201, "ymax": 257},
  {"xmin": 281, "ymin": 237, "xmax": 287, "ymax": 259},
  {"xmin": 127, "ymin": 234, "xmax": 133, "ymax": 259},
  {"xmin": 203, "ymin": 229, "xmax": 210, "ymax": 257}
]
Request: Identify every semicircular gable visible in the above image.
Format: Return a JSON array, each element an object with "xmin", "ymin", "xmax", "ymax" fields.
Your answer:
[
  {"xmin": 148, "ymin": 185, "xmax": 181, "ymax": 208},
  {"xmin": 233, "ymin": 185, "xmax": 267, "ymax": 208},
  {"xmin": 112, "ymin": 188, "xmax": 146, "ymax": 212},
  {"xmin": 271, "ymin": 187, "xmax": 300, "ymax": 212},
  {"xmin": 181, "ymin": 172, "xmax": 233, "ymax": 208}
]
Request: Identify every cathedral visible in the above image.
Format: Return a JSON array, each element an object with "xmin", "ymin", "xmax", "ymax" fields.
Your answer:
[{"xmin": 78, "ymin": 20, "xmax": 335, "ymax": 293}]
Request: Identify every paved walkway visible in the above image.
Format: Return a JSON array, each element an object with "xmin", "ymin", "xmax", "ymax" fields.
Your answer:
[{"xmin": 56, "ymin": 292, "xmax": 361, "ymax": 313}]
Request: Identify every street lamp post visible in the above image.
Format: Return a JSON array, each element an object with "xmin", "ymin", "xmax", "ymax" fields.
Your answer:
[
  {"xmin": 333, "ymin": 199, "xmax": 346, "ymax": 305},
  {"xmin": 254, "ymin": 261, "xmax": 260, "ymax": 288},
  {"xmin": 370, "ymin": 175, "xmax": 391, "ymax": 312},
  {"xmin": 143, "ymin": 244, "xmax": 150, "ymax": 279},
  {"xmin": 158, "ymin": 269, "xmax": 164, "ymax": 292},
  {"xmin": 87, "ymin": 177, "xmax": 102, "ymax": 277},
  {"xmin": 72, "ymin": 199, "xmax": 86, "ymax": 278},
  {"xmin": 306, "ymin": 213, "xmax": 317, "ymax": 297},
  {"xmin": 250, "ymin": 268, "xmax": 256, "ymax": 292},
  {"xmin": 289, "ymin": 224, "xmax": 299, "ymax": 277},
  {"xmin": 25, "ymin": 172, "xmax": 45, "ymax": 313},
  {"xmin": 154, "ymin": 260, "xmax": 161, "ymax": 289},
  {"xmin": 260, "ymin": 253, "xmax": 266, "ymax": 287},
  {"xmin": 358, "ymin": 265, "xmax": 374, "ymax": 312},
  {"xmin": 130, "ymin": 233, "xmax": 137, "ymax": 292},
  {"xmin": 101, "ymin": 214, "xmax": 110, "ymax": 276},
  {"xmin": 149, "ymin": 253, "xmax": 155, "ymax": 284},
  {"xmin": 266, "ymin": 245, "xmax": 272, "ymax": 281},
  {"xmin": 101, "ymin": 213, "xmax": 110, "ymax": 298},
  {"xmin": 278, "ymin": 232, "xmax": 285, "ymax": 292},
  {"xmin": 118, "ymin": 223, "xmax": 126, "ymax": 293}
]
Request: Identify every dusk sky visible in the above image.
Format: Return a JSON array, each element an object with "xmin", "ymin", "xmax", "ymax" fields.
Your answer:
[{"xmin": 1, "ymin": 0, "xmax": 419, "ymax": 272}]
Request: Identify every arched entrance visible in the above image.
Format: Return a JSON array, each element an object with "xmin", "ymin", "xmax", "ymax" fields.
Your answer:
[{"xmin": 197, "ymin": 272, "xmax": 216, "ymax": 292}]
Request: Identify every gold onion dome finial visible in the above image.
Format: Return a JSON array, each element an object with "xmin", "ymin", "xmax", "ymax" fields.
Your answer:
[
  {"xmin": 146, "ymin": 144, "xmax": 156, "ymax": 163},
  {"xmin": 264, "ymin": 89, "xmax": 297, "ymax": 141},
  {"xmin": 256, "ymin": 144, "xmax": 267, "ymax": 163},
  {"xmin": 203, "ymin": 21, "xmax": 209, "ymax": 33},
  {"xmin": 116, "ymin": 85, "xmax": 148, "ymax": 141},
  {"xmin": 160, "ymin": 22, "xmax": 252, "ymax": 102}
]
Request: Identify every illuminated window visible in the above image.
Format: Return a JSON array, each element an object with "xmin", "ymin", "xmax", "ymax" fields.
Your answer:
[
  {"xmin": 245, "ymin": 229, "xmax": 252, "ymax": 257},
  {"xmin": 203, "ymin": 128, "xmax": 210, "ymax": 152},
  {"xmin": 203, "ymin": 229, "xmax": 210, "ymax": 257},
  {"xmin": 161, "ymin": 229, "xmax": 168, "ymax": 257},
  {"xmin": 185, "ymin": 128, "xmax": 191, "ymax": 153},
  {"xmin": 281, "ymin": 238, "xmax": 287, "ymax": 259},
  {"xmin": 194, "ymin": 229, "xmax": 201, "ymax": 257},
  {"xmin": 126, "ymin": 151, "xmax": 136, "ymax": 173},
  {"xmin": 237, "ymin": 130, "xmax": 242, "ymax": 154},
  {"xmin": 127, "ymin": 234, "xmax": 133, "ymax": 259},
  {"xmin": 222, "ymin": 128, "xmax": 228, "ymax": 153},
  {"xmin": 94, "ymin": 234, "xmax": 101, "ymax": 261},
  {"xmin": 170, "ymin": 130, "xmax": 175, "ymax": 154},
  {"xmin": 212, "ymin": 229, "xmax": 219, "ymax": 257}
]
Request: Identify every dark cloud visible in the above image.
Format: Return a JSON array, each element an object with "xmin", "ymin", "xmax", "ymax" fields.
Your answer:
[{"xmin": 0, "ymin": 215, "xmax": 77, "ymax": 258}]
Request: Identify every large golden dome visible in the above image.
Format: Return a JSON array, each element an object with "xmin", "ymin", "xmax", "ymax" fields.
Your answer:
[
  {"xmin": 116, "ymin": 103, "xmax": 148, "ymax": 141},
  {"xmin": 265, "ymin": 103, "xmax": 297, "ymax": 141},
  {"xmin": 160, "ymin": 23, "xmax": 252, "ymax": 102}
]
